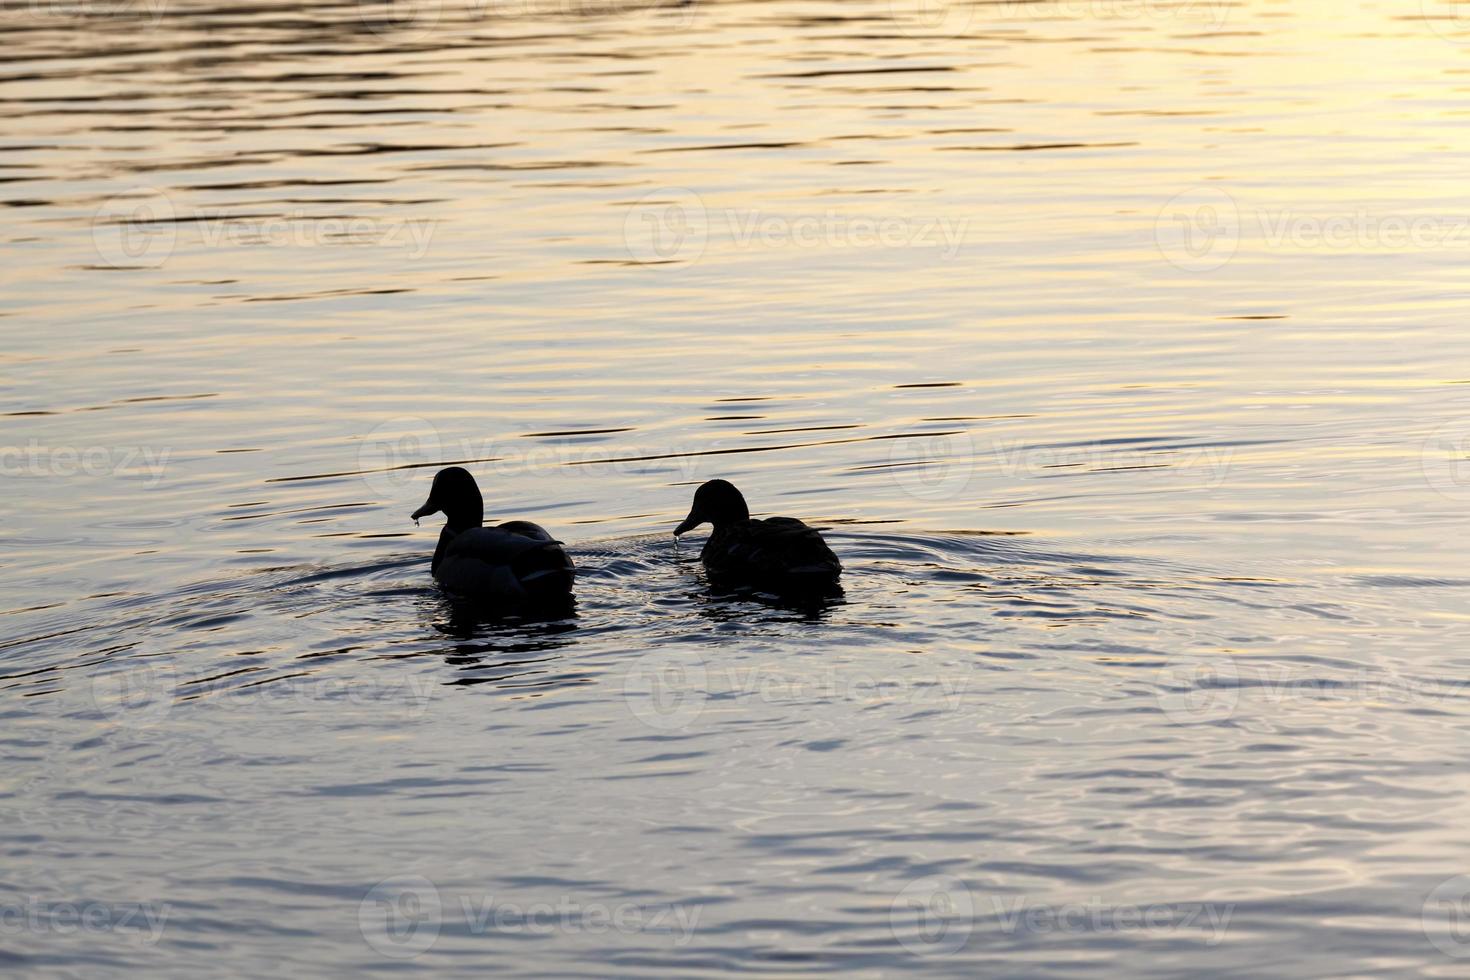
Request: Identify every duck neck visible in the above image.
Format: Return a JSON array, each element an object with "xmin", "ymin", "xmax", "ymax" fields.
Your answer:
[
  {"xmin": 443, "ymin": 502, "xmax": 484, "ymax": 535},
  {"xmin": 431, "ymin": 528, "xmax": 451, "ymax": 574},
  {"xmin": 711, "ymin": 503, "xmax": 749, "ymax": 530}
]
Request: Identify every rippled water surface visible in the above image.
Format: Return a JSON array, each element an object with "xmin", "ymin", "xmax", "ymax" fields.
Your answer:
[{"xmin": 6, "ymin": 0, "xmax": 1470, "ymax": 974}]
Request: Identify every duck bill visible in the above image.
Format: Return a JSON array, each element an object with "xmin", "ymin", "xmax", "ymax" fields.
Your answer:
[
  {"xmin": 674, "ymin": 510, "xmax": 702, "ymax": 536},
  {"xmin": 411, "ymin": 499, "xmax": 437, "ymax": 521}
]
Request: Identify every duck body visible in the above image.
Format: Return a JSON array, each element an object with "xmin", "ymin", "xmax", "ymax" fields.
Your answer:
[
  {"xmin": 431, "ymin": 521, "xmax": 575, "ymax": 603},
  {"xmin": 413, "ymin": 467, "xmax": 574, "ymax": 605},
  {"xmin": 700, "ymin": 516, "xmax": 842, "ymax": 595},
  {"xmin": 676, "ymin": 480, "xmax": 841, "ymax": 596}
]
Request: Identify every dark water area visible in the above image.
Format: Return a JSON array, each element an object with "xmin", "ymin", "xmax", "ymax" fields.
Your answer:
[{"xmin": 4, "ymin": 0, "xmax": 1470, "ymax": 974}]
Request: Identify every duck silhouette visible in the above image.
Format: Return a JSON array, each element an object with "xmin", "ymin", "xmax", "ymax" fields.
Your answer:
[
  {"xmin": 411, "ymin": 467, "xmax": 574, "ymax": 604},
  {"xmin": 674, "ymin": 479, "xmax": 841, "ymax": 595}
]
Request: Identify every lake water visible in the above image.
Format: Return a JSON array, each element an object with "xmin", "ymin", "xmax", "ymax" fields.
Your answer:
[{"xmin": 5, "ymin": 0, "xmax": 1470, "ymax": 974}]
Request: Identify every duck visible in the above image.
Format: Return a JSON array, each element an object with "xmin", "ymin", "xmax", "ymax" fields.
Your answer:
[
  {"xmin": 674, "ymin": 479, "xmax": 841, "ymax": 595},
  {"xmin": 410, "ymin": 466, "xmax": 574, "ymax": 604}
]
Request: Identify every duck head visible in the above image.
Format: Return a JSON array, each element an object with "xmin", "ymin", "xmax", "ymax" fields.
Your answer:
[
  {"xmin": 411, "ymin": 466, "xmax": 484, "ymax": 533},
  {"xmin": 675, "ymin": 479, "xmax": 750, "ymax": 536}
]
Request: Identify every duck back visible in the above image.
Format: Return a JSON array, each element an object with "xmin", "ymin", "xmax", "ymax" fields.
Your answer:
[
  {"xmin": 433, "ymin": 521, "xmax": 574, "ymax": 603},
  {"xmin": 702, "ymin": 517, "xmax": 841, "ymax": 595}
]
